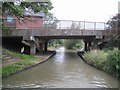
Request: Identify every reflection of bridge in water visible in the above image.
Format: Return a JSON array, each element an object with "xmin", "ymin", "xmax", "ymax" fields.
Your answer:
[{"xmin": 2, "ymin": 20, "xmax": 107, "ymax": 55}]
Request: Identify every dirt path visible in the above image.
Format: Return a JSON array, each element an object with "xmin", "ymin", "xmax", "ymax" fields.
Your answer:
[
  {"xmin": 2, "ymin": 53, "xmax": 21, "ymax": 66},
  {"xmin": 2, "ymin": 58, "xmax": 21, "ymax": 66}
]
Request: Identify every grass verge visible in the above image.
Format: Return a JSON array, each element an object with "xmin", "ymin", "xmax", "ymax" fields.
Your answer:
[
  {"xmin": 83, "ymin": 48, "xmax": 120, "ymax": 79},
  {"xmin": 2, "ymin": 48, "xmax": 49, "ymax": 78}
]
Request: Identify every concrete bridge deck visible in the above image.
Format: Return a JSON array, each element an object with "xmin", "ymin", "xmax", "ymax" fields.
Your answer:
[
  {"xmin": 1, "ymin": 20, "xmax": 107, "ymax": 54},
  {"xmin": 2, "ymin": 20, "xmax": 106, "ymax": 39}
]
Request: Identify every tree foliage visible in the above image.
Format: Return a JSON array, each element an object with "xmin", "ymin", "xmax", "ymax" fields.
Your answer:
[
  {"xmin": 0, "ymin": 1, "xmax": 2, "ymax": 15},
  {"xmin": 43, "ymin": 13, "xmax": 58, "ymax": 29},
  {"xmin": 70, "ymin": 22, "xmax": 79, "ymax": 29},
  {"xmin": 104, "ymin": 14, "xmax": 119, "ymax": 49},
  {"xmin": 64, "ymin": 23, "xmax": 84, "ymax": 50},
  {"xmin": 2, "ymin": 1, "xmax": 53, "ymax": 17},
  {"xmin": 48, "ymin": 39, "xmax": 63, "ymax": 48},
  {"xmin": 106, "ymin": 14, "xmax": 119, "ymax": 36},
  {"xmin": 64, "ymin": 39, "xmax": 84, "ymax": 50}
]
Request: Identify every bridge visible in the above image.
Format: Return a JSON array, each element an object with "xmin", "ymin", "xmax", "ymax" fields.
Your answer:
[{"xmin": 2, "ymin": 20, "xmax": 107, "ymax": 55}]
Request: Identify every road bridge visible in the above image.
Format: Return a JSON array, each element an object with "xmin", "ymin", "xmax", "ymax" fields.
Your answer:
[{"xmin": 2, "ymin": 20, "xmax": 107, "ymax": 54}]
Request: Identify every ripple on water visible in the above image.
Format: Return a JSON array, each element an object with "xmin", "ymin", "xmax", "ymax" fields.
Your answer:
[{"xmin": 91, "ymin": 80, "xmax": 111, "ymax": 88}]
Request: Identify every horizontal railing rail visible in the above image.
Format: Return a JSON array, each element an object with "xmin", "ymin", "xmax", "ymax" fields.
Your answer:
[{"xmin": 43, "ymin": 20, "xmax": 106, "ymax": 30}]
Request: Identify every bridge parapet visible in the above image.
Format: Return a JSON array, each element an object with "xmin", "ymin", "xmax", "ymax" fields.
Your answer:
[
  {"xmin": 43, "ymin": 20, "xmax": 106, "ymax": 30},
  {"xmin": 2, "ymin": 20, "xmax": 107, "ymax": 39}
]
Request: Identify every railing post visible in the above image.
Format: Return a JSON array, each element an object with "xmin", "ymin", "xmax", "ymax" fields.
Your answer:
[
  {"xmin": 84, "ymin": 21, "xmax": 85, "ymax": 30},
  {"xmin": 59, "ymin": 20, "xmax": 60, "ymax": 29},
  {"xmin": 72, "ymin": 21, "xmax": 74, "ymax": 29},
  {"xmin": 94, "ymin": 22, "xmax": 96, "ymax": 30},
  {"xmin": 79, "ymin": 21, "xmax": 81, "ymax": 29},
  {"xmin": 104, "ymin": 22, "xmax": 106, "ymax": 30}
]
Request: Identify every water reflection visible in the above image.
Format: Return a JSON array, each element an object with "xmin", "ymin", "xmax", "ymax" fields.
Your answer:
[
  {"xmin": 53, "ymin": 47, "xmax": 65, "ymax": 64},
  {"xmin": 3, "ymin": 47, "xmax": 119, "ymax": 88}
]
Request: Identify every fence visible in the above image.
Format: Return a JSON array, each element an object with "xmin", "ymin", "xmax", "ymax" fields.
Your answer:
[{"xmin": 43, "ymin": 20, "xmax": 106, "ymax": 30}]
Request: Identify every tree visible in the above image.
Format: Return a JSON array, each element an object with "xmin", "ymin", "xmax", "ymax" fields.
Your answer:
[
  {"xmin": 2, "ymin": 1, "xmax": 54, "ymax": 31},
  {"xmin": 64, "ymin": 39, "xmax": 84, "ymax": 50},
  {"xmin": 44, "ymin": 13, "xmax": 62, "ymax": 48},
  {"xmin": 70, "ymin": 22, "xmax": 79, "ymax": 29},
  {"xmin": 106, "ymin": 14, "xmax": 119, "ymax": 36},
  {"xmin": 0, "ymin": 1, "xmax": 2, "ymax": 15},
  {"xmin": 63, "ymin": 22, "xmax": 84, "ymax": 49},
  {"xmin": 104, "ymin": 14, "xmax": 119, "ymax": 49},
  {"xmin": 2, "ymin": 1, "xmax": 53, "ymax": 17},
  {"xmin": 43, "ymin": 13, "xmax": 58, "ymax": 29},
  {"xmin": 48, "ymin": 39, "xmax": 63, "ymax": 48}
]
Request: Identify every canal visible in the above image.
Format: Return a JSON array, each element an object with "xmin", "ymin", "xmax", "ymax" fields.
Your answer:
[{"xmin": 3, "ymin": 47, "xmax": 118, "ymax": 88}]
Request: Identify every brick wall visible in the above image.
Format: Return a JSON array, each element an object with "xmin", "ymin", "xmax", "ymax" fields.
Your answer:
[
  {"xmin": 16, "ymin": 16, "xmax": 43, "ymax": 29},
  {"xmin": 2, "ymin": 15, "xmax": 43, "ymax": 30}
]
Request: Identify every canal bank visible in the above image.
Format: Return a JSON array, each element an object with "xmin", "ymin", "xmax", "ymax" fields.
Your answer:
[
  {"xmin": 3, "ymin": 47, "xmax": 118, "ymax": 88},
  {"xmin": 2, "ymin": 48, "xmax": 56, "ymax": 78},
  {"xmin": 77, "ymin": 50, "xmax": 120, "ymax": 80}
]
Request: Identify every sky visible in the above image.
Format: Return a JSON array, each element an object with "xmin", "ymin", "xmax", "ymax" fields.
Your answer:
[{"xmin": 51, "ymin": 0, "xmax": 119, "ymax": 22}]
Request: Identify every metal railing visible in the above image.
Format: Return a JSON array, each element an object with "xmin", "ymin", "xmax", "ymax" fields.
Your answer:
[{"xmin": 43, "ymin": 20, "xmax": 106, "ymax": 30}]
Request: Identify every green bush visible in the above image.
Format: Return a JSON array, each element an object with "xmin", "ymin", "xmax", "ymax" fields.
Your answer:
[
  {"xmin": 107, "ymin": 48, "xmax": 120, "ymax": 78},
  {"xmin": 83, "ymin": 50, "xmax": 108, "ymax": 69},
  {"xmin": 83, "ymin": 48, "xmax": 120, "ymax": 79}
]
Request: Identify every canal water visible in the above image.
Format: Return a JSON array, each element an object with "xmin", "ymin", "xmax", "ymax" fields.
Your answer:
[{"xmin": 3, "ymin": 47, "xmax": 118, "ymax": 88}]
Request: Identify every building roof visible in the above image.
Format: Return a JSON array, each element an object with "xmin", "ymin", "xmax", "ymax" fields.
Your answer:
[{"xmin": 24, "ymin": 9, "xmax": 45, "ymax": 17}]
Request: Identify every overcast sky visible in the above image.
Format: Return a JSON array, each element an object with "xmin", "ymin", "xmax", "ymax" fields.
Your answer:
[{"xmin": 51, "ymin": 0, "xmax": 119, "ymax": 22}]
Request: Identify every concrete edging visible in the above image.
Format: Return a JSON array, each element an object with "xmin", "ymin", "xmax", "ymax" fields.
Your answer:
[{"xmin": 21, "ymin": 51, "xmax": 56, "ymax": 71}]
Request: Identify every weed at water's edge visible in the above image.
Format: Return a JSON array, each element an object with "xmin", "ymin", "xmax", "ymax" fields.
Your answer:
[{"xmin": 83, "ymin": 48, "xmax": 120, "ymax": 79}]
